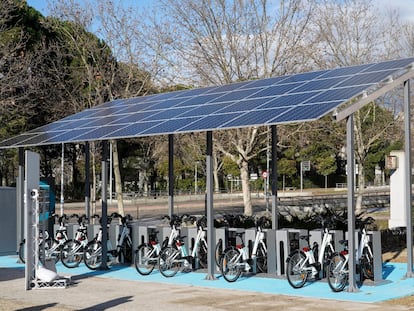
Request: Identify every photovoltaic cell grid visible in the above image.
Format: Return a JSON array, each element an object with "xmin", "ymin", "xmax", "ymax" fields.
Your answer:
[{"xmin": 1, "ymin": 57, "xmax": 414, "ymax": 148}]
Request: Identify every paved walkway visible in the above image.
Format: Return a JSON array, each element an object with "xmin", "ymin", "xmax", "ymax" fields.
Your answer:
[{"xmin": 1, "ymin": 255, "xmax": 413, "ymax": 310}]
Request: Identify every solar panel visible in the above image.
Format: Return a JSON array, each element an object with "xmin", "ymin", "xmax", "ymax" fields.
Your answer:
[{"xmin": 1, "ymin": 57, "xmax": 414, "ymax": 148}]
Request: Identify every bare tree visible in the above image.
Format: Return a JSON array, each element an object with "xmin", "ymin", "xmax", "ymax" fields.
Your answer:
[
  {"xmin": 146, "ymin": 0, "xmax": 315, "ymax": 215},
  {"xmin": 48, "ymin": 0, "xmax": 156, "ymax": 216},
  {"xmin": 311, "ymin": 0, "xmax": 406, "ymax": 213}
]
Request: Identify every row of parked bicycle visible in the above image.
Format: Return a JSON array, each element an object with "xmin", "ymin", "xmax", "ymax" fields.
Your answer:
[{"xmin": 19, "ymin": 210, "xmax": 375, "ymax": 292}]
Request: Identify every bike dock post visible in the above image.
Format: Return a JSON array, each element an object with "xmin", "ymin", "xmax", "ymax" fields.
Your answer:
[
  {"xmin": 185, "ymin": 226, "xmax": 198, "ymax": 269},
  {"xmin": 265, "ymin": 229, "xmax": 277, "ymax": 275},
  {"xmin": 87, "ymin": 223, "xmax": 100, "ymax": 241},
  {"xmin": 68, "ymin": 222, "xmax": 78, "ymax": 240},
  {"xmin": 245, "ymin": 228, "xmax": 256, "ymax": 273},
  {"xmin": 368, "ymin": 230, "xmax": 383, "ymax": 283},
  {"xmin": 276, "ymin": 228, "xmax": 308, "ymax": 276}
]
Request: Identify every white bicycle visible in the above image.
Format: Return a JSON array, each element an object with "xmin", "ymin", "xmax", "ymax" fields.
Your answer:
[
  {"xmin": 286, "ymin": 216, "xmax": 336, "ymax": 288},
  {"xmin": 327, "ymin": 216, "xmax": 375, "ymax": 292},
  {"xmin": 158, "ymin": 214, "xmax": 209, "ymax": 277},
  {"xmin": 134, "ymin": 214, "xmax": 182, "ymax": 275},
  {"xmin": 60, "ymin": 214, "xmax": 89, "ymax": 268},
  {"xmin": 220, "ymin": 216, "xmax": 269, "ymax": 282},
  {"xmin": 19, "ymin": 214, "xmax": 69, "ymax": 264},
  {"xmin": 84, "ymin": 213, "xmax": 133, "ymax": 270}
]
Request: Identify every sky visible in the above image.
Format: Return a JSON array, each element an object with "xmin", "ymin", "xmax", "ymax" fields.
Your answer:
[{"xmin": 26, "ymin": 0, "xmax": 414, "ymax": 23}]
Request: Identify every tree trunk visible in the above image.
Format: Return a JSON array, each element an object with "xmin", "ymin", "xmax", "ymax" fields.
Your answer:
[
  {"xmin": 356, "ymin": 165, "xmax": 365, "ymax": 214},
  {"xmin": 240, "ymin": 160, "xmax": 252, "ymax": 216},
  {"xmin": 213, "ymin": 154, "xmax": 220, "ymax": 193},
  {"xmin": 111, "ymin": 140, "xmax": 125, "ymax": 216}
]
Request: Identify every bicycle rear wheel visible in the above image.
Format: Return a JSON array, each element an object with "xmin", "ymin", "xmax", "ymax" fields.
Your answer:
[
  {"xmin": 361, "ymin": 246, "xmax": 374, "ymax": 280},
  {"xmin": 286, "ymin": 250, "xmax": 308, "ymax": 289},
  {"xmin": 158, "ymin": 246, "xmax": 180, "ymax": 277},
  {"xmin": 220, "ymin": 247, "xmax": 242, "ymax": 282},
  {"xmin": 214, "ymin": 239, "xmax": 223, "ymax": 268},
  {"xmin": 197, "ymin": 241, "xmax": 208, "ymax": 268},
  {"xmin": 84, "ymin": 241, "xmax": 102, "ymax": 270},
  {"xmin": 61, "ymin": 240, "xmax": 83, "ymax": 268},
  {"xmin": 135, "ymin": 244, "xmax": 157, "ymax": 275},
  {"xmin": 327, "ymin": 253, "xmax": 348, "ymax": 292},
  {"xmin": 256, "ymin": 243, "xmax": 267, "ymax": 273},
  {"xmin": 18, "ymin": 240, "xmax": 25, "ymax": 263}
]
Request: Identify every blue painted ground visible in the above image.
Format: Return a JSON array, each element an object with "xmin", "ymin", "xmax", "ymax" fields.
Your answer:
[{"xmin": 1, "ymin": 255, "xmax": 414, "ymax": 303}]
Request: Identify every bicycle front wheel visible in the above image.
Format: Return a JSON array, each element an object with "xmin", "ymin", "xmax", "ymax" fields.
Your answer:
[
  {"xmin": 220, "ymin": 247, "xmax": 242, "ymax": 282},
  {"xmin": 361, "ymin": 246, "xmax": 374, "ymax": 280},
  {"xmin": 327, "ymin": 252, "xmax": 348, "ymax": 292},
  {"xmin": 286, "ymin": 251, "xmax": 308, "ymax": 289},
  {"xmin": 84, "ymin": 241, "xmax": 102, "ymax": 270},
  {"xmin": 158, "ymin": 246, "xmax": 180, "ymax": 277},
  {"xmin": 61, "ymin": 240, "xmax": 83, "ymax": 268},
  {"xmin": 256, "ymin": 243, "xmax": 267, "ymax": 273},
  {"xmin": 135, "ymin": 244, "xmax": 157, "ymax": 275}
]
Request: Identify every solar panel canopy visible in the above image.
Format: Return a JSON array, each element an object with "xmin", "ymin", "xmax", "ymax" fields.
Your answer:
[{"xmin": 1, "ymin": 57, "xmax": 414, "ymax": 149}]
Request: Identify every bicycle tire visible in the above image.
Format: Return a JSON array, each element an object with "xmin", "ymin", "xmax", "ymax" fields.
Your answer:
[
  {"xmin": 361, "ymin": 246, "xmax": 374, "ymax": 280},
  {"xmin": 214, "ymin": 239, "xmax": 223, "ymax": 268},
  {"xmin": 286, "ymin": 250, "xmax": 308, "ymax": 289},
  {"xmin": 135, "ymin": 244, "xmax": 157, "ymax": 275},
  {"xmin": 256, "ymin": 243, "xmax": 267, "ymax": 273},
  {"xmin": 158, "ymin": 246, "xmax": 180, "ymax": 277},
  {"xmin": 327, "ymin": 252, "xmax": 348, "ymax": 292},
  {"xmin": 61, "ymin": 240, "xmax": 83, "ymax": 268},
  {"xmin": 18, "ymin": 240, "xmax": 25, "ymax": 263},
  {"xmin": 220, "ymin": 247, "xmax": 242, "ymax": 282},
  {"xmin": 197, "ymin": 240, "xmax": 208, "ymax": 268},
  {"xmin": 84, "ymin": 241, "xmax": 102, "ymax": 270}
]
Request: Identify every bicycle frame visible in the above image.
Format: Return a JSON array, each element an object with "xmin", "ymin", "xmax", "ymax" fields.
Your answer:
[
  {"xmin": 251, "ymin": 227, "xmax": 266, "ymax": 260},
  {"xmin": 357, "ymin": 228, "xmax": 372, "ymax": 263},
  {"xmin": 301, "ymin": 228, "xmax": 335, "ymax": 276},
  {"xmin": 190, "ymin": 225, "xmax": 207, "ymax": 258},
  {"xmin": 228, "ymin": 228, "xmax": 267, "ymax": 273}
]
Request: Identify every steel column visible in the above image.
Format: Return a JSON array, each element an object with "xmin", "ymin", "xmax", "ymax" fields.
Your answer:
[
  {"xmin": 100, "ymin": 141, "xmax": 109, "ymax": 270},
  {"xmin": 271, "ymin": 125, "xmax": 278, "ymax": 230},
  {"xmin": 85, "ymin": 141, "xmax": 91, "ymax": 222},
  {"xmin": 346, "ymin": 115, "xmax": 358, "ymax": 292},
  {"xmin": 205, "ymin": 131, "xmax": 217, "ymax": 280},
  {"xmin": 168, "ymin": 134, "xmax": 174, "ymax": 217},
  {"xmin": 404, "ymin": 79, "xmax": 413, "ymax": 277}
]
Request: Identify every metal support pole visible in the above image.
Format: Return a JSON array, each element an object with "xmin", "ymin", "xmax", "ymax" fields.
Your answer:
[
  {"xmin": 346, "ymin": 115, "xmax": 358, "ymax": 292},
  {"xmin": 168, "ymin": 134, "xmax": 174, "ymax": 217},
  {"xmin": 60, "ymin": 143, "xmax": 64, "ymax": 216},
  {"xmin": 100, "ymin": 141, "xmax": 109, "ymax": 270},
  {"xmin": 404, "ymin": 79, "xmax": 414, "ymax": 278},
  {"xmin": 300, "ymin": 161, "xmax": 303, "ymax": 192},
  {"xmin": 109, "ymin": 141, "xmax": 113, "ymax": 203},
  {"xmin": 271, "ymin": 125, "xmax": 278, "ymax": 230},
  {"xmin": 85, "ymin": 142, "xmax": 91, "ymax": 223},
  {"xmin": 205, "ymin": 131, "xmax": 217, "ymax": 280},
  {"xmin": 266, "ymin": 127, "xmax": 270, "ymax": 211},
  {"xmin": 16, "ymin": 147, "xmax": 24, "ymax": 254}
]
